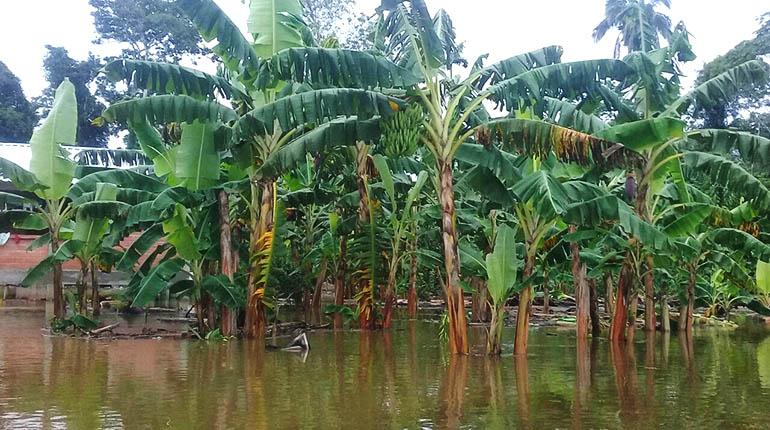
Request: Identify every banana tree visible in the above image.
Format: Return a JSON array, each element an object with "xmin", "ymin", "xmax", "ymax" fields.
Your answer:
[
  {"xmin": 69, "ymin": 167, "xmax": 246, "ymax": 333},
  {"xmin": 371, "ymin": 154, "xmax": 429, "ymax": 328},
  {"xmin": 544, "ymin": 26, "xmax": 770, "ymax": 338},
  {"xmin": 375, "ymin": 0, "xmax": 635, "ymax": 354},
  {"xmin": 484, "ymin": 223, "xmax": 520, "ymax": 355},
  {"xmin": 100, "ymin": 0, "xmax": 415, "ymax": 338},
  {"xmin": 0, "ymin": 79, "xmax": 78, "ymax": 320}
]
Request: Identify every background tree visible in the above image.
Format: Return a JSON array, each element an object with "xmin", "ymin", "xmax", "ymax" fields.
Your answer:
[
  {"xmin": 89, "ymin": 0, "xmax": 207, "ymax": 62},
  {"xmin": 692, "ymin": 12, "xmax": 770, "ymax": 131},
  {"xmin": 303, "ymin": 0, "xmax": 374, "ymax": 49},
  {"xmin": 0, "ymin": 61, "xmax": 37, "ymax": 142},
  {"xmin": 35, "ymin": 46, "xmax": 109, "ymax": 148},
  {"xmin": 593, "ymin": 0, "xmax": 674, "ymax": 57}
]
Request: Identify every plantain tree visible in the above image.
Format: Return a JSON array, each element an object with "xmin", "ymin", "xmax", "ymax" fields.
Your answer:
[
  {"xmin": 98, "ymin": 0, "xmax": 417, "ymax": 338},
  {"xmin": 373, "ymin": 0, "xmax": 639, "ymax": 354},
  {"xmin": 542, "ymin": 24, "xmax": 770, "ymax": 340},
  {"xmin": 0, "ymin": 79, "xmax": 79, "ymax": 320}
]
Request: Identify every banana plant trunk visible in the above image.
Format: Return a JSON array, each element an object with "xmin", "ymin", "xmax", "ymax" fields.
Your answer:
[
  {"xmin": 514, "ymin": 253, "xmax": 536, "ymax": 355},
  {"xmin": 680, "ymin": 263, "xmax": 696, "ymax": 335},
  {"xmin": 90, "ymin": 261, "xmax": 100, "ymax": 317},
  {"xmin": 605, "ymin": 272, "xmax": 615, "ymax": 316},
  {"xmin": 487, "ymin": 305, "xmax": 505, "ymax": 355},
  {"xmin": 589, "ymin": 278, "xmax": 601, "ymax": 336},
  {"xmin": 218, "ymin": 190, "xmax": 237, "ymax": 337},
  {"xmin": 334, "ymin": 236, "xmax": 347, "ymax": 330},
  {"xmin": 643, "ymin": 255, "xmax": 656, "ymax": 332},
  {"xmin": 661, "ymin": 294, "xmax": 670, "ymax": 332},
  {"xmin": 407, "ymin": 249, "xmax": 418, "ymax": 319},
  {"xmin": 311, "ymin": 259, "xmax": 328, "ymax": 323},
  {"xmin": 382, "ymin": 261, "xmax": 398, "ymax": 329},
  {"xmin": 438, "ymin": 160, "xmax": 468, "ymax": 355},
  {"xmin": 610, "ymin": 257, "xmax": 634, "ymax": 342},
  {"xmin": 77, "ymin": 263, "xmax": 88, "ymax": 314},
  {"xmin": 245, "ymin": 180, "xmax": 274, "ymax": 338},
  {"xmin": 355, "ymin": 143, "xmax": 376, "ymax": 330},
  {"xmin": 570, "ymin": 226, "xmax": 590, "ymax": 339},
  {"xmin": 51, "ymin": 234, "xmax": 65, "ymax": 319}
]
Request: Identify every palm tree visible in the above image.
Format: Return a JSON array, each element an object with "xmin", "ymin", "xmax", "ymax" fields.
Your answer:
[{"xmin": 593, "ymin": 0, "xmax": 674, "ymax": 56}]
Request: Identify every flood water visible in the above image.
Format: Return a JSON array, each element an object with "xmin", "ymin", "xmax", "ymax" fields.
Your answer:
[{"xmin": 1, "ymin": 306, "xmax": 770, "ymax": 429}]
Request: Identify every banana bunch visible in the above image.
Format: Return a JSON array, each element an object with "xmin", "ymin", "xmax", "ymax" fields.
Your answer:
[{"xmin": 382, "ymin": 104, "xmax": 423, "ymax": 158}]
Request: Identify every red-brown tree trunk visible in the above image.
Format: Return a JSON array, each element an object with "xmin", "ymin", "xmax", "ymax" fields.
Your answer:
[
  {"xmin": 218, "ymin": 190, "xmax": 237, "ymax": 337},
  {"xmin": 438, "ymin": 160, "xmax": 468, "ymax": 354},
  {"xmin": 589, "ymin": 277, "xmax": 601, "ymax": 336},
  {"xmin": 644, "ymin": 255, "xmax": 656, "ymax": 331},
  {"xmin": 610, "ymin": 256, "xmax": 634, "ymax": 342},
  {"xmin": 514, "ymin": 253, "xmax": 536, "ymax": 355}
]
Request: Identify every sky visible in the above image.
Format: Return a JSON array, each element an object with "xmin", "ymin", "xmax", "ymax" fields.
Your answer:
[{"xmin": 0, "ymin": 0, "xmax": 767, "ymax": 99}]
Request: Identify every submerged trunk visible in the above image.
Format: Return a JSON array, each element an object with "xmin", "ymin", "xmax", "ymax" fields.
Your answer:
[
  {"xmin": 311, "ymin": 259, "xmax": 328, "ymax": 323},
  {"xmin": 486, "ymin": 305, "xmax": 505, "ymax": 355},
  {"xmin": 514, "ymin": 253, "xmax": 536, "ymax": 355},
  {"xmin": 589, "ymin": 277, "xmax": 601, "ymax": 336},
  {"xmin": 334, "ymin": 236, "xmax": 347, "ymax": 330},
  {"xmin": 51, "ymin": 235, "xmax": 65, "ymax": 319},
  {"xmin": 382, "ymin": 260, "xmax": 398, "ymax": 329},
  {"xmin": 680, "ymin": 263, "xmax": 696, "ymax": 335},
  {"xmin": 218, "ymin": 190, "xmax": 237, "ymax": 337},
  {"xmin": 90, "ymin": 261, "xmax": 100, "ymax": 317},
  {"xmin": 644, "ymin": 255, "xmax": 656, "ymax": 332},
  {"xmin": 245, "ymin": 180, "xmax": 274, "ymax": 338},
  {"xmin": 610, "ymin": 257, "xmax": 633, "ymax": 342},
  {"xmin": 407, "ymin": 232, "xmax": 418, "ymax": 320},
  {"xmin": 627, "ymin": 294, "xmax": 639, "ymax": 341},
  {"xmin": 407, "ymin": 248, "xmax": 418, "ymax": 319},
  {"xmin": 356, "ymin": 144, "xmax": 377, "ymax": 330},
  {"xmin": 570, "ymin": 226, "xmax": 589, "ymax": 339},
  {"xmin": 438, "ymin": 160, "xmax": 468, "ymax": 355}
]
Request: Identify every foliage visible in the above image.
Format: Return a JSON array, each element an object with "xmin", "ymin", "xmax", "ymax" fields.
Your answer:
[
  {"xmin": 0, "ymin": 61, "xmax": 37, "ymax": 142},
  {"xmin": 89, "ymin": 0, "xmax": 207, "ymax": 62},
  {"xmin": 35, "ymin": 46, "xmax": 110, "ymax": 147}
]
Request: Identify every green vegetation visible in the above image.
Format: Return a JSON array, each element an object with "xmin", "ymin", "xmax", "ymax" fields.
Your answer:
[{"xmin": 1, "ymin": 0, "xmax": 770, "ymax": 361}]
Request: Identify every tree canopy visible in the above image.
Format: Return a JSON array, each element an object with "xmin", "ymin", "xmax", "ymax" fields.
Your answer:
[{"xmin": 0, "ymin": 61, "xmax": 36, "ymax": 142}]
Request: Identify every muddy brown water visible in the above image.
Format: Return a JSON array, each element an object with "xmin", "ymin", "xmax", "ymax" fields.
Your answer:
[{"xmin": 1, "ymin": 305, "xmax": 770, "ymax": 429}]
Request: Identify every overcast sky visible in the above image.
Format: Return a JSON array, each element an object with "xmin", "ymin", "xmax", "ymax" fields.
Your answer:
[{"xmin": 0, "ymin": 0, "xmax": 767, "ymax": 100}]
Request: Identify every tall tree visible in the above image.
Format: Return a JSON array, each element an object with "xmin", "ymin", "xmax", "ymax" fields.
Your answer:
[
  {"xmin": 35, "ymin": 46, "xmax": 109, "ymax": 148},
  {"xmin": 89, "ymin": 0, "xmax": 207, "ymax": 62},
  {"xmin": 303, "ymin": 0, "xmax": 374, "ymax": 49},
  {"xmin": 692, "ymin": 12, "xmax": 770, "ymax": 130},
  {"xmin": 593, "ymin": 0, "xmax": 674, "ymax": 57},
  {"xmin": 0, "ymin": 61, "xmax": 37, "ymax": 142}
]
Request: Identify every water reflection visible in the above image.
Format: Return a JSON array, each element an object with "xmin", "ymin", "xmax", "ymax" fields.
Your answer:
[
  {"xmin": 438, "ymin": 356, "xmax": 468, "ymax": 429},
  {"xmin": 513, "ymin": 354, "xmax": 531, "ymax": 429},
  {"xmin": 2, "ymin": 310, "xmax": 770, "ymax": 429}
]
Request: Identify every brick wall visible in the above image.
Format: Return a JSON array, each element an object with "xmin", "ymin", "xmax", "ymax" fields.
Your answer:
[{"xmin": 0, "ymin": 232, "xmax": 151, "ymax": 296}]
